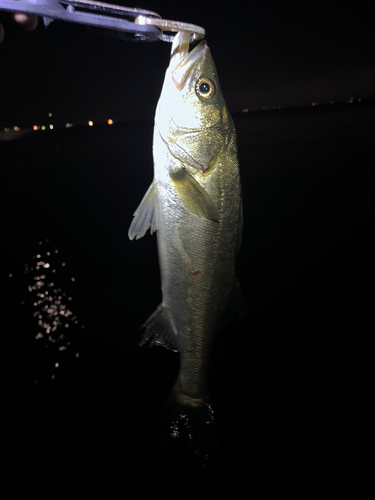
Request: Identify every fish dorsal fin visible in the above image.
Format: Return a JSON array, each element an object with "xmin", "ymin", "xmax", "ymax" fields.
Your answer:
[
  {"xmin": 128, "ymin": 182, "xmax": 158, "ymax": 240},
  {"xmin": 170, "ymin": 169, "xmax": 219, "ymax": 222}
]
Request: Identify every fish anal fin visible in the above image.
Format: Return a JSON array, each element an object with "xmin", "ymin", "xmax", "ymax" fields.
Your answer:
[
  {"xmin": 221, "ymin": 280, "xmax": 248, "ymax": 329},
  {"xmin": 128, "ymin": 182, "xmax": 158, "ymax": 241},
  {"xmin": 232, "ymin": 279, "xmax": 248, "ymax": 319},
  {"xmin": 140, "ymin": 304, "xmax": 178, "ymax": 352},
  {"xmin": 170, "ymin": 169, "xmax": 219, "ymax": 222}
]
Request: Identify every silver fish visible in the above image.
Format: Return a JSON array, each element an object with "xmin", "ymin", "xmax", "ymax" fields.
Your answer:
[{"xmin": 129, "ymin": 31, "xmax": 244, "ymax": 409}]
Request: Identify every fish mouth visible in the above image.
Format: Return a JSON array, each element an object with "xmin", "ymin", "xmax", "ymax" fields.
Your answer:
[{"xmin": 170, "ymin": 32, "xmax": 208, "ymax": 90}]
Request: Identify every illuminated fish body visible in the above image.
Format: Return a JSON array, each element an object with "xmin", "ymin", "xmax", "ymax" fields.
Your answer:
[{"xmin": 129, "ymin": 32, "xmax": 244, "ymax": 410}]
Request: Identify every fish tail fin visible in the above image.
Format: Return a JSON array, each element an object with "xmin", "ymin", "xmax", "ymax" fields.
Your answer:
[
  {"xmin": 140, "ymin": 304, "xmax": 178, "ymax": 352},
  {"xmin": 138, "ymin": 308, "xmax": 219, "ymax": 469},
  {"xmin": 140, "ymin": 392, "xmax": 219, "ymax": 471}
]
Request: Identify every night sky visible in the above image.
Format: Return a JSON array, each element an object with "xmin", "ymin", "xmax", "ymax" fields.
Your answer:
[{"xmin": 0, "ymin": 0, "xmax": 373, "ymax": 126}]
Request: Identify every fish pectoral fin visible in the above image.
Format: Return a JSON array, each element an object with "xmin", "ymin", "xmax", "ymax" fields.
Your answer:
[
  {"xmin": 128, "ymin": 182, "xmax": 158, "ymax": 240},
  {"xmin": 170, "ymin": 169, "xmax": 219, "ymax": 222},
  {"xmin": 140, "ymin": 304, "xmax": 178, "ymax": 352}
]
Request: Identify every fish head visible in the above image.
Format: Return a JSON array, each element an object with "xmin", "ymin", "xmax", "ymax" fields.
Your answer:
[{"xmin": 156, "ymin": 32, "xmax": 231, "ymax": 137}]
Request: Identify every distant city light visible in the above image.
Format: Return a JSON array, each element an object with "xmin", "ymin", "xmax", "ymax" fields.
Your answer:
[{"xmin": 1, "ymin": 99, "xmax": 365, "ymax": 134}]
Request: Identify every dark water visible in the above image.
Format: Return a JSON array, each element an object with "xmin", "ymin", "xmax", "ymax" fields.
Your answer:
[{"xmin": 1, "ymin": 103, "xmax": 372, "ymax": 482}]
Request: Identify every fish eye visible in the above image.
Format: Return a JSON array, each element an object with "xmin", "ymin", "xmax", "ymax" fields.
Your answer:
[{"xmin": 196, "ymin": 78, "xmax": 215, "ymax": 100}]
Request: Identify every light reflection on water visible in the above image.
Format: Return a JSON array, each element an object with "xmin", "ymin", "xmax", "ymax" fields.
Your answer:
[{"xmin": 9, "ymin": 238, "xmax": 84, "ymax": 383}]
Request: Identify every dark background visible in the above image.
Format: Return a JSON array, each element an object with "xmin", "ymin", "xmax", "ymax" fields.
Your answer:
[
  {"xmin": 0, "ymin": 0, "xmax": 374, "ymax": 125},
  {"xmin": 0, "ymin": 0, "xmax": 372, "ymax": 485}
]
